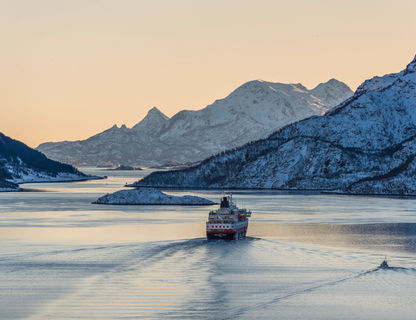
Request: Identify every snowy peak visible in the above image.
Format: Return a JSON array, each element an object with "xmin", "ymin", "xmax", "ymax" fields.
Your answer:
[
  {"xmin": 132, "ymin": 107, "xmax": 170, "ymax": 133},
  {"xmin": 36, "ymin": 77, "xmax": 353, "ymax": 167},
  {"xmin": 312, "ymin": 78, "xmax": 350, "ymax": 92},
  {"xmin": 228, "ymin": 80, "xmax": 309, "ymax": 99},
  {"xmin": 225, "ymin": 78, "xmax": 352, "ymax": 108},
  {"xmin": 146, "ymin": 107, "xmax": 170, "ymax": 121},
  {"xmin": 225, "ymin": 80, "xmax": 272, "ymax": 100},
  {"xmin": 310, "ymin": 78, "xmax": 353, "ymax": 107},
  {"xmin": 142, "ymin": 107, "xmax": 170, "ymax": 122}
]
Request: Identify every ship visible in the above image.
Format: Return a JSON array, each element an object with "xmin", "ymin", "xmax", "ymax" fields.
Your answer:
[{"xmin": 206, "ymin": 195, "xmax": 252, "ymax": 240}]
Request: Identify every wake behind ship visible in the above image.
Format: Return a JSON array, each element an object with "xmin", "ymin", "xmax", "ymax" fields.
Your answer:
[{"xmin": 206, "ymin": 195, "xmax": 252, "ymax": 240}]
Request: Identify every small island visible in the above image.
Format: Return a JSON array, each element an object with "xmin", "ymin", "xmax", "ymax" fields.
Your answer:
[
  {"xmin": 107, "ymin": 164, "xmax": 142, "ymax": 171},
  {"xmin": 93, "ymin": 187, "xmax": 215, "ymax": 205}
]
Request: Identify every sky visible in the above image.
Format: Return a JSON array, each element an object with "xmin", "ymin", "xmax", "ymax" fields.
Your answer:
[{"xmin": 1, "ymin": 0, "xmax": 415, "ymax": 147}]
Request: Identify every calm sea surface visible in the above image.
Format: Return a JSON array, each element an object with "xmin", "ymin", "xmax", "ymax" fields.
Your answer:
[{"xmin": 1, "ymin": 168, "xmax": 416, "ymax": 319}]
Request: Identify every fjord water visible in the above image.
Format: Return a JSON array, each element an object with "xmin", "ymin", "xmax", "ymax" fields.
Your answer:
[{"xmin": 1, "ymin": 169, "xmax": 416, "ymax": 319}]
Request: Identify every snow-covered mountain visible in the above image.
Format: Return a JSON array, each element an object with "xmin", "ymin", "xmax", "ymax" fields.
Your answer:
[
  {"xmin": 0, "ymin": 132, "xmax": 89, "ymax": 186},
  {"xmin": 37, "ymin": 79, "xmax": 352, "ymax": 167},
  {"xmin": 135, "ymin": 55, "xmax": 416, "ymax": 196}
]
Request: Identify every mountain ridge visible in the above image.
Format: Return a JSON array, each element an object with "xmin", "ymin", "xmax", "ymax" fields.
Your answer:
[
  {"xmin": 0, "ymin": 132, "xmax": 90, "ymax": 187},
  {"xmin": 37, "ymin": 78, "xmax": 353, "ymax": 167},
  {"xmin": 135, "ymin": 55, "xmax": 416, "ymax": 195}
]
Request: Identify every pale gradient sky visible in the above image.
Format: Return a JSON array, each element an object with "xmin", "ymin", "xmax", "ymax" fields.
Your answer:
[{"xmin": 1, "ymin": 0, "xmax": 415, "ymax": 147}]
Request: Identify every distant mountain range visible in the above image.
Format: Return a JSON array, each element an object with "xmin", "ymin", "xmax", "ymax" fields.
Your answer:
[
  {"xmin": 36, "ymin": 79, "xmax": 353, "ymax": 167},
  {"xmin": 0, "ymin": 132, "xmax": 89, "ymax": 191},
  {"xmin": 135, "ymin": 55, "xmax": 416, "ymax": 196}
]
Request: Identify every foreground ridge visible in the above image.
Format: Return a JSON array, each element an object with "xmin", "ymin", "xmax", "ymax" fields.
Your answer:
[
  {"xmin": 136, "ymin": 55, "xmax": 416, "ymax": 195},
  {"xmin": 0, "ymin": 131, "xmax": 91, "ymax": 188}
]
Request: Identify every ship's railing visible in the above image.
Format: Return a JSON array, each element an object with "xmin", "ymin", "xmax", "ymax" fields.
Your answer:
[
  {"xmin": 206, "ymin": 220, "xmax": 235, "ymax": 224},
  {"xmin": 208, "ymin": 216, "xmax": 236, "ymax": 221},
  {"xmin": 207, "ymin": 219, "xmax": 245, "ymax": 223}
]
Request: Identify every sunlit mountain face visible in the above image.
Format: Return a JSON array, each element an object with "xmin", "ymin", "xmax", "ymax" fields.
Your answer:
[{"xmin": 36, "ymin": 79, "xmax": 352, "ymax": 167}]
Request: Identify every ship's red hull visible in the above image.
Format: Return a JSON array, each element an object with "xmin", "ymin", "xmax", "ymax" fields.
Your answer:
[{"xmin": 206, "ymin": 226, "xmax": 247, "ymax": 241}]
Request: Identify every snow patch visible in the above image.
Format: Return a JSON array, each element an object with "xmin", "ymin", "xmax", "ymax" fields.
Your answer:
[{"xmin": 93, "ymin": 187, "xmax": 215, "ymax": 205}]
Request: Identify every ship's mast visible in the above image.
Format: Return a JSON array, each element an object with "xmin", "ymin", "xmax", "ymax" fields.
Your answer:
[{"xmin": 227, "ymin": 192, "xmax": 233, "ymax": 205}]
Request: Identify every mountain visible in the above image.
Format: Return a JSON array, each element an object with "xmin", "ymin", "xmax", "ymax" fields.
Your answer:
[
  {"xmin": 135, "ymin": 55, "xmax": 416, "ymax": 196},
  {"xmin": 310, "ymin": 78, "xmax": 353, "ymax": 107},
  {"xmin": 37, "ymin": 79, "xmax": 353, "ymax": 167},
  {"xmin": 37, "ymin": 110, "xmax": 171, "ymax": 166},
  {"xmin": 0, "ymin": 132, "xmax": 89, "ymax": 185},
  {"xmin": 131, "ymin": 107, "xmax": 170, "ymax": 136}
]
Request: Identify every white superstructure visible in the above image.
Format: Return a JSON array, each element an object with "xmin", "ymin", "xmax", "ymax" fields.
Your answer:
[{"xmin": 206, "ymin": 195, "xmax": 251, "ymax": 240}]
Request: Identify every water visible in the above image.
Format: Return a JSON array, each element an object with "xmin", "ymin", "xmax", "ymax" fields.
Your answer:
[{"xmin": 1, "ymin": 168, "xmax": 416, "ymax": 319}]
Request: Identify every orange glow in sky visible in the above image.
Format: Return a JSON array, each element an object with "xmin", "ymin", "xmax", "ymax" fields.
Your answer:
[{"xmin": 1, "ymin": 0, "xmax": 415, "ymax": 147}]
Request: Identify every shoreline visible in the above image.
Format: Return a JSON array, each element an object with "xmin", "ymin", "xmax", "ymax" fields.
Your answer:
[
  {"xmin": 92, "ymin": 202, "xmax": 216, "ymax": 206},
  {"xmin": 0, "ymin": 175, "xmax": 106, "ymax": 192},
  {"xmin": 16, "ymin": 175, "xmax": 106, "ymax": 185},
  {"xmin": 126, "ymin": 184, "xmax": 416, "ymax": 199}
]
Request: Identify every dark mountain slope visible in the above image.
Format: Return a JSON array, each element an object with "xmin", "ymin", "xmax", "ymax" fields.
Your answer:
[{"xmin": 0, "ymin": 132, "xmax": 87, "ymax": 183}]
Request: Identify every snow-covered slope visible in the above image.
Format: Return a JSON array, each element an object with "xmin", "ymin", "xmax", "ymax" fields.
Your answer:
[
  {"xmin": 37, "ymin": 79, "xmax": 352, "ymax": 167},
  {"xmin": 0, "ymin": 132, "xmax": 89, "ymax": 185},
  {"xmin": 135, "ymin": 55, "xmax": 416, "ymax": 196},
  {"xmin": 93, "ymin": 187, "xmax": 215, "ymax": 205},
  {"xmin": 310, "ymin": 78, "xmax": 353, "ymax": 107}
]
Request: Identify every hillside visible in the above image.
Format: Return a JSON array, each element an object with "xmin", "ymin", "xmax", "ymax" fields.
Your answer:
[
  {"xmin": 0, "ymin": 132, "xmax": 89, "ymax": 184},
  {"xmin": 37, "ymin": 79, "xmax": 352, "ymax": 167},
  {"xmin": 134, "ymin": 55, "xmax": 416, "ymax": 195}
]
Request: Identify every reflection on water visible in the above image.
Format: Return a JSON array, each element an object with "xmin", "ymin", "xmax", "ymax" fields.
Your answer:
[
  {"xmin": 2, "ymin": 237, "xmax": 416, "ymax": 320},
  {"xmin": 251, "ymin": 223, "xmax": 416, "ymax": 254},
  {"xmin": 2, "ymin": 222, "xmax": 416, "ymax": 255},
  {"xmin": 1, "ymin": 223, "xmax": 205, "ymax": 244},
  {"xmin": 1, "ymin": 167, "xmax": 416, "ymax": 319}
]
